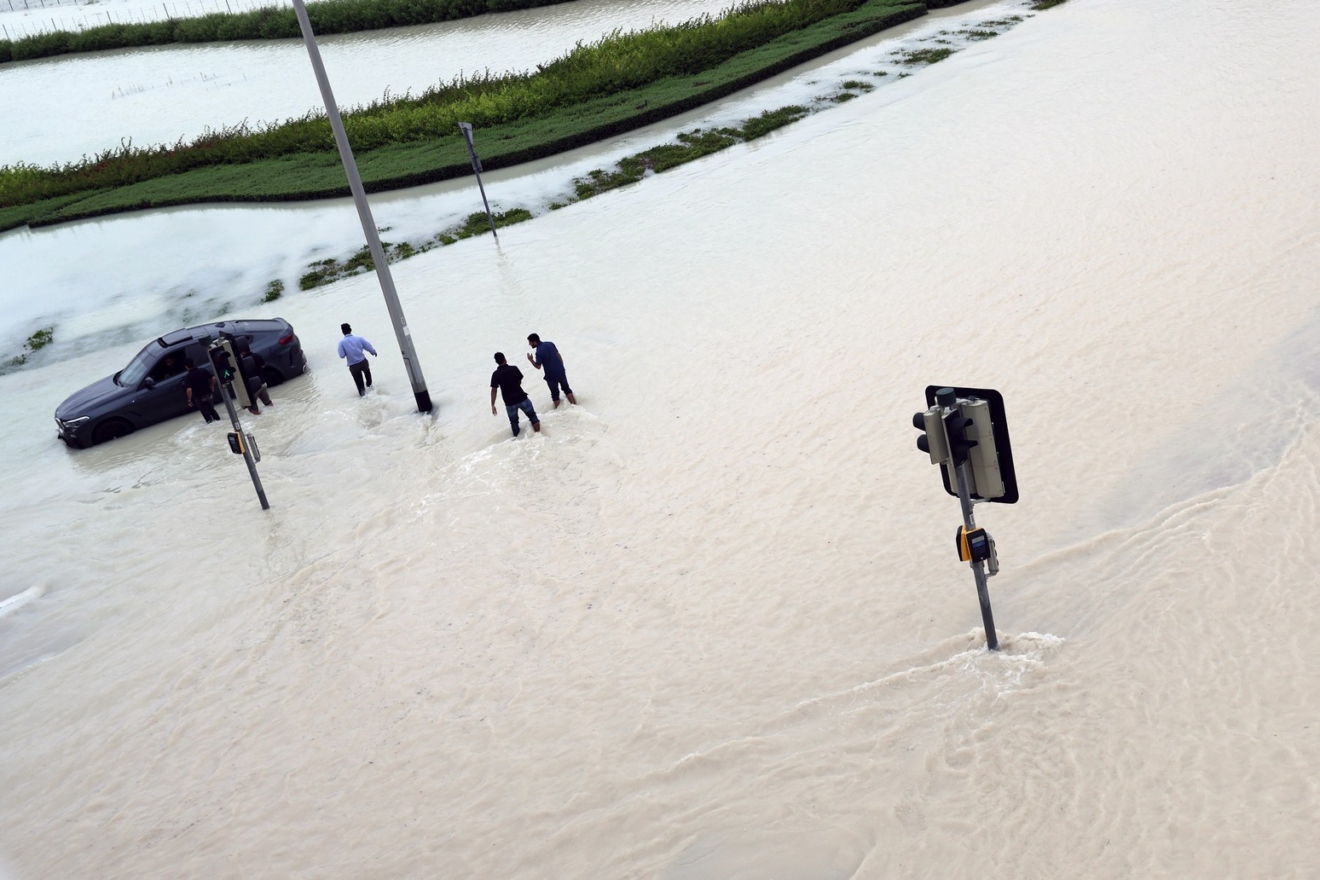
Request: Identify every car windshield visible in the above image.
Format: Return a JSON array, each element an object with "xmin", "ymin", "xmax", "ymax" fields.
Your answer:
[{"xmin": 117, "ymin": 344, "xmax": 159, "ymax": 386}]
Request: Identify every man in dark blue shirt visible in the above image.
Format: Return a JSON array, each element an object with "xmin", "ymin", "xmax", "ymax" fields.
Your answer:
[
  {"xmin": 490, "ymin": 352, "xmax": 540, "ymax": 437},
  {"xmin": 525, "ymin": 333, "xmax": 576, "ymax": 408}
]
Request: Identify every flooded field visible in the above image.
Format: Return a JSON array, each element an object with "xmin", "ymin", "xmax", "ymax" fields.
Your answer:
[
  {"xmin": 1, "ymin": 0, "xmax": 1318, "ymax": 876},
  {"xmin": 0, "ymin": 0, "xmax": 1010, "ymax": 365},
  {"xmin": 0, "ymin": 0, "xmax": 744, "ymax": 164}
]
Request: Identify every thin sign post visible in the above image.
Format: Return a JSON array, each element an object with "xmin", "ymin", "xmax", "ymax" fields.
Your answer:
[
  {"xmin": 289, "ymin": 0, "xmax": 433, "ymax": 413},
  {"xmin": 458, "ymin": 122, "xmax": 499, "ymax": 241}
]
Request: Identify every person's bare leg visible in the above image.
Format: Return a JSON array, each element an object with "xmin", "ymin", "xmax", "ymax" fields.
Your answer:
[
  {"xmin": 567, "ymin": 393, "xmax": 577, "ymax": 405},
  {"xmin": 533, "ymin": 422, "xmax": 541, "ymax": 432},
  {"xmin": 553, "ymin": 399, "xmax": 562, "ymax": 409}
]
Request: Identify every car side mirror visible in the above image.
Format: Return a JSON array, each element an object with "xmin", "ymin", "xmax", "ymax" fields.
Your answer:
[{"xmin": 142, "ymin": 377, "xmax": 157, "ymax": 389}]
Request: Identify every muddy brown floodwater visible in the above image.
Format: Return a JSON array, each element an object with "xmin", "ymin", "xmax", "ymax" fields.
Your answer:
[{"xmin": 1, "ymin": 0, "xmax": 1318, "ymax": 876}]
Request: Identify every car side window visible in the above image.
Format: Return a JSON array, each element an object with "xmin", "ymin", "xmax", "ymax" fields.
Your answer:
[{"xmin": 148, "ymin": 348, "xmax": 189, "ymax": 383}]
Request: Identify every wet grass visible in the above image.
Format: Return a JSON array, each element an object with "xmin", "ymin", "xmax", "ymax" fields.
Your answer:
[
  {"xmin": 296, "ymin": 208, "xmax": 534, "ymax": 288},
  {"xmin": 571, "ymin": 106, "xmax": 807, "ymax": 200},
  {"xmin": 0, "ymin": 0, "xmax": 578, "ymax": 64},
  {"xmin": 7, "ymin": 326, "xmax": 54, "ymax": 367},
  {"xmin": 896, "ymin": 46, "xmax": 953, "ymax": 65},
  {"xmin": 1030, "ymin": 0, "xmax": 1066, "ymax": 9},
  {"xmin": 292, "ymin": 106, "xmax": 802, "ymax": 290},
  {"xmin": 262, "ymin": 279, "xmax": 284, "ymax": 301},
  {"xmin": 0, "ymin": 0, "xmax": 926, "ymax": 230}
]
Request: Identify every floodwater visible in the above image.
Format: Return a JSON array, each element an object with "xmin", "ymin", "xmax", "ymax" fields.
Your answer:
[
  {"xmin": 0, "ymin": 0, "xmax": 283, "ymax": 43},
  {"xmin": 0, "ymin": 0, "xmax": 745, "ymax": 165},
  {"xmin": 0, "ymin": 0, "xmax": 1009, "ymax": 362},
  {"xmin": 2, "ymin": 0, "xmax": 1320, "ymax": 876}
]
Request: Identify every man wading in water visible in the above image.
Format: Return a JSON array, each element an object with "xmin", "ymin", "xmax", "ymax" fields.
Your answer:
[
  {"xmin": 490, "ymin": 352, "xmax": 540, "ymax": 437},
  {"xmin": 526, "ymin": 333, "xmax": 576, "ymax": 408},
  {"xmin": 337, "ymin": 323, "xmax": 378, "ymax": 397}
]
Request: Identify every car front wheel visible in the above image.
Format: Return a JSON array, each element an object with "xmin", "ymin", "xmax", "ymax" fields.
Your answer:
[{"xmin": 92, "ymin": 418, "xmax": 135, "ymax": 445}]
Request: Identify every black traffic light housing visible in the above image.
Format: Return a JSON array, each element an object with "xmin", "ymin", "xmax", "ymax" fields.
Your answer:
[
  {"xmin": 209, "ymin": 341, "xmax": 235, "ymax": 382},
  {"xmin": 922, "ymin": 385, "xmax": 1019, "ymax": 504}
]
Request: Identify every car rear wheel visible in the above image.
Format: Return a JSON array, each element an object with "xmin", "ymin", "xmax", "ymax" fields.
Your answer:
[{"xmin": 92, "ymin": 418, "xmax": 135, "ymax": 445}]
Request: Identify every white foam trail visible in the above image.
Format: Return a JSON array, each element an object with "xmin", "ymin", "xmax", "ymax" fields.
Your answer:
[{"xmin": 0, "ymin": 586, "xmax": 44, "ymax": 619}]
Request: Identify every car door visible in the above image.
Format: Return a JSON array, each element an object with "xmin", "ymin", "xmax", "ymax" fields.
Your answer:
[{"xmin": 130, "ymin": 345, "xmax": 193, "ymax": 425}]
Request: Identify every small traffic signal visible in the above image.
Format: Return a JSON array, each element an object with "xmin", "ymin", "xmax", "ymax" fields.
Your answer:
[
  {"xmin": 943, "ymin": 409, "xmax": 976, "ymax": 467},
  {"xmin": 209, "ymin": 337, "xmax": 253, "ymax": 409},
  {"xmin": 920, "ymin": 386, "xmax": 1019, "ymax": 504},
  {"xmin": 209, "ymin": 344, "xmax": 234, "ymax": 381},
  {"xmin": 913, "ymin": 406, "xmax": 950, "ymax": 465}
]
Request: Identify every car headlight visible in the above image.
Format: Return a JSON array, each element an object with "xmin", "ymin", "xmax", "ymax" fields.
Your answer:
[{"xmin": 58, "ymin": 416, "xmax": 90, "ymax": 429}]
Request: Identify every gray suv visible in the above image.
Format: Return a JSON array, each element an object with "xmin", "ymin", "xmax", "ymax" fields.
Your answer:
[{"xmin": 55, "ymin": 318, "xmax": 307, "ymax": 448}]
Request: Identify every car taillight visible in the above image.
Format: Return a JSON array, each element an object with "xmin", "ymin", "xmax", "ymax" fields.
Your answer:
[{"xmin": 278, "ymin": 334, "xmax": 294, "ymax": 345}]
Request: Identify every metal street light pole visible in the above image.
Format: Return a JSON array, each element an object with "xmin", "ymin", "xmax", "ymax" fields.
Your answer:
[{"xmin": 289, "ymin": 0, "xmax": 432, "ymax": 413}]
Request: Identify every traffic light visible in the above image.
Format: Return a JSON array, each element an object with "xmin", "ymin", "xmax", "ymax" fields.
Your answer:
[
  {"xmin": 916, "ymin": 386, "xmax": 1019, "ymax": 504},
  {"xmin": 913, "ymin": 406, "xmax": 949, "ymax": 465},
  {"xmin": 913, "ymin": 385, "xmax": 1017, "ymax": 652},
  {"xmin": 209, "ymin": 336, "xmax": 253, "ymax": 409},
  {"xmin": 208, "ymin": 342, "xmax": 235, "ymax": 382},
  {"xmin": 942, "ymin": 408, "xmax": 976, "ymax": 467},
  {"xmin": 961, "ymin": 399, "xmax": 1006, "ymax": 500}
]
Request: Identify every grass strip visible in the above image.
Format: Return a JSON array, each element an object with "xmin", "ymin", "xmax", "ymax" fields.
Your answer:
[
  {"xmin": 0, "ymin": 0, "xmax": 574, "ymax": 64},
  {"xmin": 8, "ymin": 326, "xmax": 55, "ymax": 367},
  {"xmin": 2, "ymin": 0, "xmax": 905, "ymax": 207},
  {"xmin": 1, "ymin": 0, "xmax": 926, "ymax": 231},
  {"xmin": 295, "ymin": 104, "xmax": 805, "ymax": 289}
]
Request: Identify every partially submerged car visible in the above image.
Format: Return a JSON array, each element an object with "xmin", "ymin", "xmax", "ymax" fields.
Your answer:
[{"xmin": 55, "ymin": 318, "xmax": 307, "ymax": 448}]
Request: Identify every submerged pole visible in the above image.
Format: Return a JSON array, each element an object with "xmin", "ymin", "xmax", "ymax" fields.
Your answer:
[
  {"xmin": 289, "ymin": 0, "xmax": 433, "ymax": 414},
  {"xmin": 952, "ymin": 458, "xmax": 997, "ymax": 650},
  {"xmin": 213, "ymin": 365, "xmax": 269, "ymax": 511}
]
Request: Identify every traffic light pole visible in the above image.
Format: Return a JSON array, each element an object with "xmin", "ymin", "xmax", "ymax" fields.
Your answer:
[
  {"xmin": 290, "ymin": 0, "xmax": 433, "ymax": 414},
  {"xmin": 215, "ymin": 378, "xmax": 269, "ymax": 510},
  {"xmin": 951, "ymin": 459, "xmax": 997, "ymax": 650}
]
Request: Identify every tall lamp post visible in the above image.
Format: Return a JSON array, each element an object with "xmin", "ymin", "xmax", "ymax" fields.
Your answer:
[{"xmin": 289, "ymin": 0, "xmax": 432, "ymax": 413}]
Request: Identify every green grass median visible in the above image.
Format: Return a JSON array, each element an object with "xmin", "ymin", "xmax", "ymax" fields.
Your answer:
[{"xmin": 0, "ymin": 0, "xmax": 927, "ymax": 231}]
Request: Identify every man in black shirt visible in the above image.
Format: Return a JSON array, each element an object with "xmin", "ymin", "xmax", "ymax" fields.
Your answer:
[
  {"xmin": 490, "ymin": 352, "xmax": 540, "ymax": 437},
  {"xmin": 183, "ymin": 358, "xmax": 220, "ymax": 423},
  {"xmin": 238, "ymin": 342, "xmax": 273, "ymax": 415}
]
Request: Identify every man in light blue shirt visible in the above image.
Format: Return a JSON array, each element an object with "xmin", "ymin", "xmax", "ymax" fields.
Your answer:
[{"xmin": 337, "ymin": 322, "xmax": 378, "ymax": 396}]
